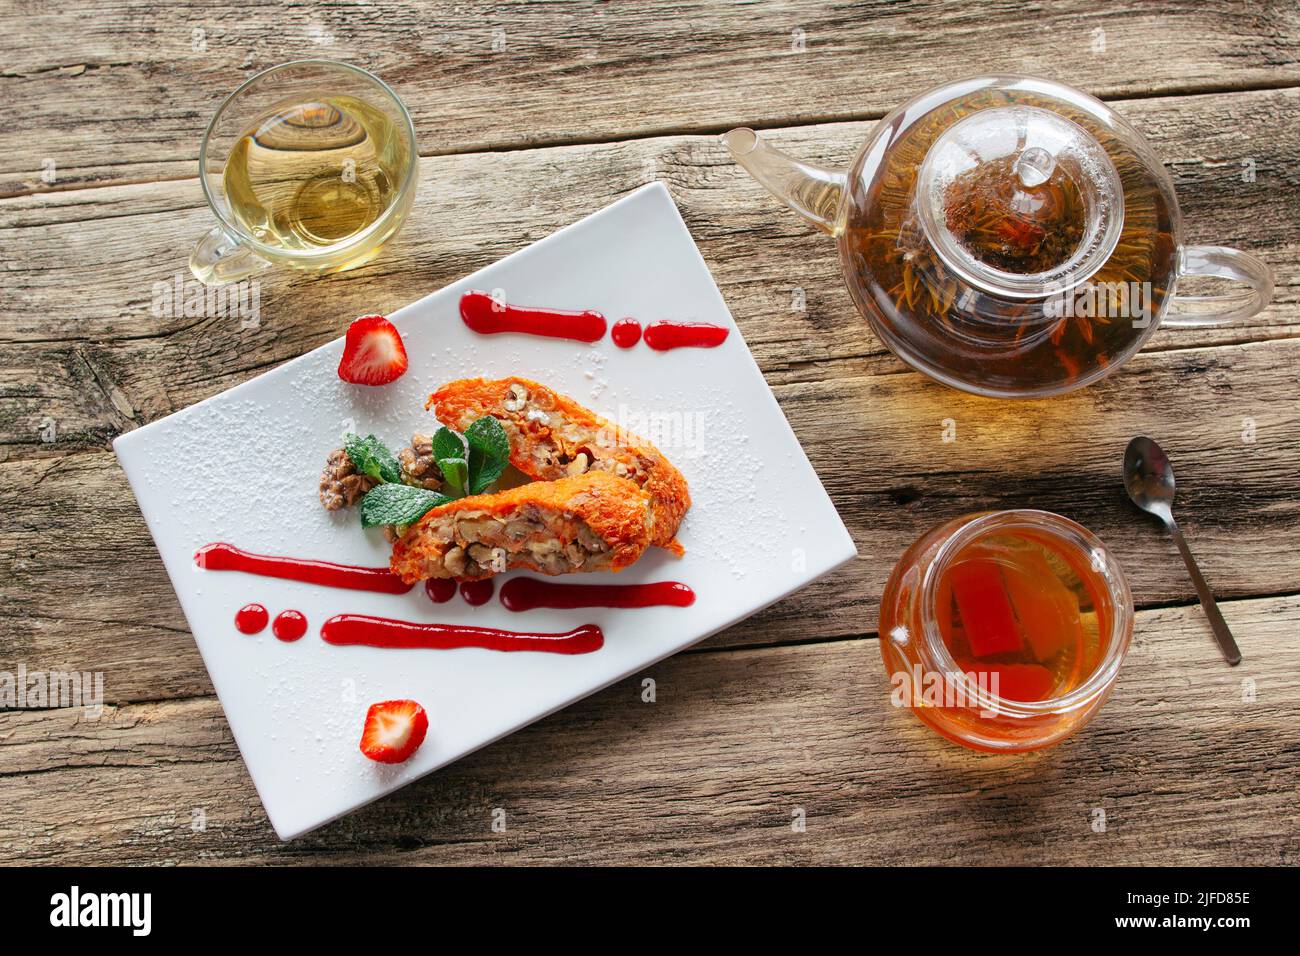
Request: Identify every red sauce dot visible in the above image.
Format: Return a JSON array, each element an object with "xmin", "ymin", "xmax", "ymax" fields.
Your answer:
[
  {"xmin": 272, "ymin": 609, "xmax": 308, "ymax": 642},
  {"xmin": 611, "ymin": 318, "xmax": 642, "ymax": 348},
  {"xmin": 235, "ymin": 603, "xmax": 268, "ymax": 634},
  {"xmin": 425, "ymin": 579, "xmax": 457, "ymax": 603},
  {"xmin": 460, "ymin": 579, "xmax": 495, "ymax": 606}
]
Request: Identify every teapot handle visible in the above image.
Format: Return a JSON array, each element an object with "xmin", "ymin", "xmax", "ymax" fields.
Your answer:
[{"xmin": 1164, "ymin": 245, "xmax": 1273, "ymax": 327}]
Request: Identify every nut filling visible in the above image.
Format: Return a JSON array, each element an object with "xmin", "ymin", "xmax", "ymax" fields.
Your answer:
[
  {"xmin": 490, "ymin": 384, "xmax": 652, "ymax": 487},
  {"xmin": 402, "ymin": 506, "xmax": 612, "ymax": 580}
]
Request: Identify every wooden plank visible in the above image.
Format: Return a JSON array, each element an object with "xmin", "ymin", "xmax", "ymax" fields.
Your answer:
[
  {"xmin": 3, "ymin": 0, "xmax": 1298, "ymax": 194},
  {"xmin": 2, "ymin": 594, "xmax": 1295, "ymax": 864},
  {"xmin": 3, "ymin": 87, "xmax": 1298, "ymax": 457},
  {"xmin": 4, "ymin": 334, "xmax": 1298, "ymax": 704},
  {"xmin": 5, "ymin": 0, "xmax": 1297, "ymax": 871}
]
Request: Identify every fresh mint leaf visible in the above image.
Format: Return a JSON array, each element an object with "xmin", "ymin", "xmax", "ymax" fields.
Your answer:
[
  {"xmin": 359, "ymin": 483, "xmax": 451, "ymax": 529},
  {"xmin": 465, "ymin": 416, "xmax": 510, "ymax": 494},
  {"xmin": 468, "ymin": 445, "xmax": 506, "ymax": 495},
  {"xmin": 431, "ymin": 426, "xmax": 464, "ymax": 463},
  {"xmin": 344, "ymin": 433, "xmax": 401, "ymax": 485},
  {"xmin": 439, "ymin": 456, "xmax": 468, "ymax": 497},
  {"xmin": 465, "ymin": 415, "xmax": 509, "ymax": 462}
]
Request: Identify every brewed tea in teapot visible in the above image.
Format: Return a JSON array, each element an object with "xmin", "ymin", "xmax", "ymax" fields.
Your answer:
[{"xmin": 726, "ymin": 75, "xmax": 1272, "ymax": 397}]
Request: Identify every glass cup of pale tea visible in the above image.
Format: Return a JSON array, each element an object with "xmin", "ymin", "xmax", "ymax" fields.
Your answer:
[
  {"xmin": 725, "ymin": 75, "xmax": 1274, "ymax": 397},
  {"xmin": 191, "ymin": 60, "xmax": 418, "ymax": 286},
  {"xmin": 878, "ymin": 510, "xmax": 1134, "ymax": 752}
]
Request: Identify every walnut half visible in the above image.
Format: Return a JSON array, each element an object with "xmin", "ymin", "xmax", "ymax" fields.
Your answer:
[
  {"xmin": 319, "ymin": 448, "xmax": 377, "ymax": 511},
  {"xmin": 398, "ymin": 433, "xmax": 444, "ymax": 490}
]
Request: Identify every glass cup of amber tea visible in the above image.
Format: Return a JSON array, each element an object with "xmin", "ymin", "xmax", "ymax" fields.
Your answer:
[
  {"xmin": 191, "ymin": 60, "xmax": 418, "ymax": 286},
  {"xmin": 878, "ymin": 510, "xmax": 1134, "ymax": 752}
]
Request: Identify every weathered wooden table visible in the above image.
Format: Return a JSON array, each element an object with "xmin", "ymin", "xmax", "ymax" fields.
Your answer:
[{"xmin": 3, "ymin": 2, "xmax": 1298, "ymax": 865}]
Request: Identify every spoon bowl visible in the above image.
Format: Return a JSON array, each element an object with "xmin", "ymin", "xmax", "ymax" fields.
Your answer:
[
  {"xmin": 1122, "ymin": 436, "xmax": 1241, "ymax": 665},
  {"xmin": 1123, "ymin": 436, "xmax": 1177, "ymax": 520}
]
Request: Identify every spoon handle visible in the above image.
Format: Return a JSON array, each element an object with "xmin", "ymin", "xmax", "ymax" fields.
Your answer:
[{"xmin": 1167, "ymin": 519, "xmax": 1242, "ymax": 665}]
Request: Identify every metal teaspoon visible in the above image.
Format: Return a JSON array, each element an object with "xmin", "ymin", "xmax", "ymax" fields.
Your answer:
[{"xmin": 1123, "ymin": 436, "xmax": 1242, "ymax": 665}]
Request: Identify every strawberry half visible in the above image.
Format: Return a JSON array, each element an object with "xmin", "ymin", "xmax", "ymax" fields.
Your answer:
[
  {"xmin": 359, "ymin": 699, "xmax": 429, "ymax": 764},
  {"xmin": 338, "ymin": 315, "xmax": 408, "ymax": 386}
]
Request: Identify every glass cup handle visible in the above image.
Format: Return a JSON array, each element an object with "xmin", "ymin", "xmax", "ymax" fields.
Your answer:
[
  {"xmin": 189, "ymin": 226, "xmax": 273, "ymax": 286},
  {"xmin": 1164, "ymin": 244, "xmax": 1274, "ymax": 327}
]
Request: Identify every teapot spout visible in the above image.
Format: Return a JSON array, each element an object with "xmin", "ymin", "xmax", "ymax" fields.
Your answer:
[{"xmin": 722, "ymin": 128, "xmax": 846, "ymax": 235}]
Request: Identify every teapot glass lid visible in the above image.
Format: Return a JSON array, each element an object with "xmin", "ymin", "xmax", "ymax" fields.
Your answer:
[{"xmin": 916, "ymin": 105, "xmax": 1125, "ymax": 299}]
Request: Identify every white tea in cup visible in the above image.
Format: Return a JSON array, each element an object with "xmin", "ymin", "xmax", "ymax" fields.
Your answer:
[{"xmin": 192, "ymin": 61, "xmax": 418, "ymax": 286}]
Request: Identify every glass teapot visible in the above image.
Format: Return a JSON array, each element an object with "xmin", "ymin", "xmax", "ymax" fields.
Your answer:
[{"xmin": 724, "ymin": 75, "xmax": 1273, "ymax": 397}]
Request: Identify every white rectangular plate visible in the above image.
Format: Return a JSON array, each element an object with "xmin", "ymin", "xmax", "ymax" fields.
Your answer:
[{"xmin": 113, "ymin": 183, "xmax": 856, "ymax": 839}]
